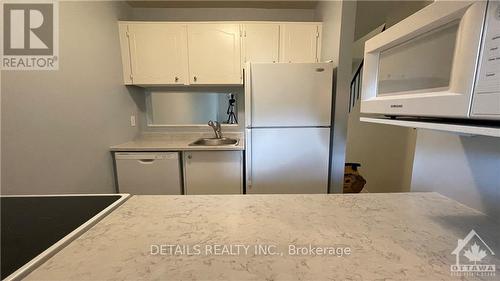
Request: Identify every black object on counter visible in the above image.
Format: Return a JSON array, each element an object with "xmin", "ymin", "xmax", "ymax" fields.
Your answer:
[{"xmin": 1, "ymin": 195, "xmax": 121, "ymax": 279}]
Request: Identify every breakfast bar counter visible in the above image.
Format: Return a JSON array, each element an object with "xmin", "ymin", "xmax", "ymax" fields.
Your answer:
[{"xmin": 24, "ymin": 193, "xmax": 500, "ymax": 280}]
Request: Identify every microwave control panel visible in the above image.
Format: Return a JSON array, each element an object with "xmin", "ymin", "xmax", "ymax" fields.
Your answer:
[{"xmin": 472, "ymin": 0, "xmax": 500, "ymax": 118}]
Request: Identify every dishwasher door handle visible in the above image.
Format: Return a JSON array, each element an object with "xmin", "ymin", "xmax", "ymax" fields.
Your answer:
[{"xmin": 138, "ymin": 159, "xmax": 155, "ymax": 164}]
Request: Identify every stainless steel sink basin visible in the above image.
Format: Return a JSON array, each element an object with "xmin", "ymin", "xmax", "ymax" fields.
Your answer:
[{"xmin": 190, "ymin": 137, "xmax": 238, "ymax": 146}]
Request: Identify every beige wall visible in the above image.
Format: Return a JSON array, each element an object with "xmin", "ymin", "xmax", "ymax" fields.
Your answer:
[
  {"xmin": 315, "ymin": 1, "xmax": 342, "ymax": 64},
  {"xmin": 1, "ymin": 1, "xmax": 141, "ymax": 194},
  {"xmin": 411, "ymin": 131, "xmax": 500, "ymax": 221},
  {"xmin": 354, "ymin": 0, "xmax": 432, "ymax": 40},
  {"xmin": 129, "ymin": 7, "xmax": 316, "ymax": 22},
  {"xmin": 346, "ymin": 103, "xmax": 417, "ymax": 192},
  {"xmin": 315, "ymin": 1, "xmax": 356, "ymax": 193}
]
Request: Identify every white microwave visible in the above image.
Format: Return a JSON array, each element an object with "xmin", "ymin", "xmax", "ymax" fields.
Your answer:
[{"xmin": 361, "ymin": 0, "xmax": 500, "ymax": 120}]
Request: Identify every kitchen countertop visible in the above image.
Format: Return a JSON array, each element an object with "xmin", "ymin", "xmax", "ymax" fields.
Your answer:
[
  {"xmin": 24, "ymin": 193, "xmax": 500, "ymax": 280},
  {"xmin": 110, "ymin": 132, "xmax": 244, "ymax": 151}
]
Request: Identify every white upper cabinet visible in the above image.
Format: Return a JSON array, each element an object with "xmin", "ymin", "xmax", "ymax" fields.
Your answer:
[
  {"xmin": 280, "ymin": 23, "xmax": 321, "ymax": 63},
  {"xmin": 242, "ymin": 23, "xmax": 280, "ymax": 65},
  {"xmin": 118, "ymin": 24, "xmax": 133, "ymax": 84},
  {"xmin": 120, "ymin": 23, "xmax": 188, "ymax": 85},
  {"xmin": 187, "ymin": 24, "xmax": 242, "ymax": 85},
  {"xmin": 118, "ymin": 21, "xmax": 323, "ymax": 86}
]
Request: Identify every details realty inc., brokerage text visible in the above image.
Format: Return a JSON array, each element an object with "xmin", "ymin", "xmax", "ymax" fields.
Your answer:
[{"xmin": 151, "ymin": 244, "xmax": 352, "ymax": 257}]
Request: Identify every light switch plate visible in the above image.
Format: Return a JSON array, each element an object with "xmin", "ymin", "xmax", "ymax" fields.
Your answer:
[{"xmin": 130, "ymin": 114, "xmax": 136, "ymax": 127}]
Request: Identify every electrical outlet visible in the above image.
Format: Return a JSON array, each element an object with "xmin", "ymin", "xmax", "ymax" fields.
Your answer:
[{"xmin": 130, "ymin": 114, "xmax": 136, "ymax": 127}]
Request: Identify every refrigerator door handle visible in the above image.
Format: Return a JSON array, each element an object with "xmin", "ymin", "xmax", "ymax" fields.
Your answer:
[
  {"xmin": 246, "ymin": 129, "xmax": 252, "ymax": 189},
  {"xmin": 244, "ymin": 62, "xmax": 252, "ymax": 128}
]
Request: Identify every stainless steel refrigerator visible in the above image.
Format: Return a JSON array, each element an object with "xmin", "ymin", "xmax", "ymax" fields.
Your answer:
[{"xmin": 245, "ymin": 62, "xmax": 333, "ymax": 194}]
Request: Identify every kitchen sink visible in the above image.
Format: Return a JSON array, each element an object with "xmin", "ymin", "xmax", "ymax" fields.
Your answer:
[{"xmin": 190, "ymin": 137, "xmax": 238, "ymax": 146}]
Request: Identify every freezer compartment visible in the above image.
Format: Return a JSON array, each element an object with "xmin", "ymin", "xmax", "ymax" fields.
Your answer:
[
  {"xmin": 246, "ymin": 127, "xmax": 330, "ymax": 194},
  {"xmin": 115, "ymin": 152, "xmax": 182, "ymax": 195},
  {"xmin": 246, "ymin": 62, "xmax": 333, "ymax": 127}
]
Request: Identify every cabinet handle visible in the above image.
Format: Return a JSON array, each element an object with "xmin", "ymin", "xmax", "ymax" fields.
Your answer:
[
  {"xmin": 187, "ymin": 154, "xmax": 192, "ymax": 159},
  {"xmin": 193, "ymin": 76, "xmax": 197, "ymax": 82},
  {"xmin": 175, "ymin": 76, "xmax": 179, "ymax": 82}
]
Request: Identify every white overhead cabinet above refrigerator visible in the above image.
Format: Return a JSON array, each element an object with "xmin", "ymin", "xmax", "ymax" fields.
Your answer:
[
  {"xmin": 241, "ymin": 23, "xmax": 322, "ymax": 65},
  {"xmin": 118, "ymin": 21, "xmax": 322, "ymax": 86},
  {"xmin": 245, "ymin": 63, "xmax": 333, "ymax": 194}
]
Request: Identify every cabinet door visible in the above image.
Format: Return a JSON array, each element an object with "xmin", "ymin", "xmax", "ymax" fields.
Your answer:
[
  {"xmin": 184, "ymin": 151, "xmax": 243, "ymax": 195},
  {"xmin": 118, "ymin": 23, "xmax": 133, "ymax": 84},
  {"xmin": 187, "ymin": 24, "xmax": 242, "ymax": 84},
  {"xmin": 280, "ymin": 24, "xmax": 321, "ymax": 63},
  {"xmin": 242, "ymin": 24, "xmax": 280, "ymax": 65},
  {"xmin": 128, "ymin": 23, "xmax": 188, "ymax": 85}
]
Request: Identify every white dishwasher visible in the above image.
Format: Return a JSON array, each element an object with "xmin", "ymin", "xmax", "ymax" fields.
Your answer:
[{"xmin": 115, "ymin": 152, "xmax": 182, "ymax": 195}]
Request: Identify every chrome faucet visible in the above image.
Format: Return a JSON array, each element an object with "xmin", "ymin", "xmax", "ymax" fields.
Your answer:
[{"xmin": 208, "ymin": 120, "xmax": 222, "ymax": 139}]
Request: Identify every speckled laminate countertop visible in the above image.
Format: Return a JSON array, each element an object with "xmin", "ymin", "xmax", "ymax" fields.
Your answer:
[
  {"xmin": 110, "ymin": 132, "xmax": 244, "ymax": 151},
  {"xmin": 24, "ymin": 193, "xmax": 500, "ymax": 280}
]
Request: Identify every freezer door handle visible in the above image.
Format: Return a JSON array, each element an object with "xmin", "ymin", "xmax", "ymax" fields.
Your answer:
[{"xmin": 244, "ymin": 63, "xmax": 252, "ymax": 128}]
